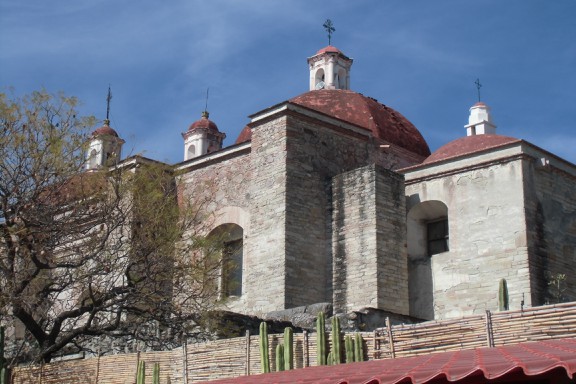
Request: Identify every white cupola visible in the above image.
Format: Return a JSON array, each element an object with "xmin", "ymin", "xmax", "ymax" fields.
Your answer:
[
  {"xmin": 85, "ymin": 119, "xmax": 125, "ymax": 171},
  {"xmin": 182, "ymin": 111, "xmax": 226, "ymax": 161},
  {"xmin": 465, "ymin": 102, "xmax": 497, "ymax": 136},
  {"xmin": 307, "ymin": 46, "xmax": 353, "ymax": 91}
]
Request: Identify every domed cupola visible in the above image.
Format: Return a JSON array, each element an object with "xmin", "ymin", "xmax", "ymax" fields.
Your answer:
[
  {"xmin": 308, "ymin": 45, "xmax": 353, "ymax": 91},
  {"xmin": 182, "ymin": 111, "xmax": 226, "ymax": 161},
  {"xmin": 465, "ymin": 101, "xmax": 497, "ymax": 136},
  {"xmin": 85, "ymin": 119, "xmax": 125, "ymax": 171},
  {"xmin": 424, "ymin": 100, "xmax": 520, "ymax": 164}
]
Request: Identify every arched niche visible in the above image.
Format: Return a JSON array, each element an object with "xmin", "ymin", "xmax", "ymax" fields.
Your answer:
[
  {"xmin": 315, "ymin": 68, "xmax": 326, "ymax": 89},
  {"xmin": 407, "ymin": 200, "xmax": 449, "ymax": 320},
  {"xmin": 187, "ymin": 144, "xmax": 196, "ymax": 160},
  {"xmin": 207, "ymin": 223, "xmax": 243, "ymax": 298}
]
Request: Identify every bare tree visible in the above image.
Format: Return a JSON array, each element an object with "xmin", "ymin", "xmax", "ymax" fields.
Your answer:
[{"xmin": 0, "ymin": 90, "xmax": 225, "ymax": 363}]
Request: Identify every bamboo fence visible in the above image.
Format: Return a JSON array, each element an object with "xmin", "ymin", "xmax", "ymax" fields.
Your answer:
[{"xmin": 10, "ymin": 302, "xmax": 576, "ymax": 383}]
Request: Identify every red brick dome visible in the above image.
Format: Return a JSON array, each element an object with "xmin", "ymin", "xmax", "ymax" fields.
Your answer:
[
  {"xmin": 235, "ymin": 125, "xmax": 252, "ymax": 144},
  {"xmin": 289, "ymin": 89, "xmax": 430, "ymax": 157},
  {"xmin": 92, "ymin": 120, "xmax": 119, "ymax": 137},
  {"xmin": 424, "ymin": 134, "xmax": 520, "ymax": 164},
  {"xmin": 186, "ymin": 111, "xmax": 220, "ymax": 135}
]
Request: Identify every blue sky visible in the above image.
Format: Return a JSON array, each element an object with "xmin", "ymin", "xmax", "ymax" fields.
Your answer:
[{"xmin": 1, "ymin": 0, "xmax": 575, "ymax": 164}]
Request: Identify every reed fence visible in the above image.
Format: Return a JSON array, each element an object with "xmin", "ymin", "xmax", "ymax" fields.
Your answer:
[{"xmin": 10, "ymin": 302, "xmax": 576, "ymax": 383}]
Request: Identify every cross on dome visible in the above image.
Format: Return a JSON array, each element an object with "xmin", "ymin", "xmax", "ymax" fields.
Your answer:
[{"xmin": 323, "ymin": 19, "xmax": 335, "ymax": 45}]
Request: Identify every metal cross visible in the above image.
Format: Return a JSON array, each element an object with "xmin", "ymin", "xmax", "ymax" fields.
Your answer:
[
  {"xmin": 323, "ymin": 19, "xmax": 335, "ymax": 45},
  {"xmin": 474, "ymin": 78, "xmax": 482, "ymax": 102},
  {"xmin": 106, "ymin": 85, "xmax": 113, "ymax": 121}
]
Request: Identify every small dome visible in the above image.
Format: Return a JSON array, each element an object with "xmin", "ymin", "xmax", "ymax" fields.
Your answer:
[
  {"xmin": 290, "ymin": 89, "xmax": 430, "ymax": 157},
  {"xmin": 187, "ymin": 111, "xmax": 220, "ymax": 134},
  {"xmin": 424, "ymin": 134, "xmax": 520, "ymax": 164},
  {"xmin": 235, "ymin": 125, "xmax": 252, "ymax": 144},
  {"xmin": 92, "ymin": 120, "xmax": 119, "ymax": 138},
  {"xmin": 316, "ymin": 45, "xmax": 343, "ymax": 55}
]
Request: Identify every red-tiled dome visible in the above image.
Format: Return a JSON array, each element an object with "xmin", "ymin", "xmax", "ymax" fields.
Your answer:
[
  {"xmin": 289, "ymin": 89, "xmax": 431, "ymax": 157},
  {"xmin": 186, "ymin": 111, "xmax": 220, "ymax": 135},
  {"xmin": 424, "ymin": 134, "xmax": 520, "ymax": 164},
  {"xmin": 316, "ymin": 45, "xmax": 343, "ymax": 55},
  {"xmin": 235, "ymin": 125, "xmax": 252, "ymax": 144},
  {"xmin": 92, "ymin": 120, "xmax": 119, "ymax": 138}
]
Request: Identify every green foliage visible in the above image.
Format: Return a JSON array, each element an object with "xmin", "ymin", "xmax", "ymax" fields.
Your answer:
[
  {"xmin": 331, "ymin": 316, "xmax": 341, "ymax": 365},
  {"xmin": 354, "ymin": 333, "xmax": 364, "ymax": 362},
  {"xmin": 498, "ymin": 278, "xmax": 509, "ymax": 311},
  {"xmin": 345, "ymin": 335, "xmax": 354, "ymax": 363},
  {"xmin": 259, "ymin": 322, "xmax": 270, "ymax": 373},
  {"xmin": 547, "ymin": 273, "xmax": 568, "ymax": 304},
  {"xmin": 283, "ymin": 327, "xmax": 293, "ymax": 370},
  {"xmin": 137, "ymin": 360, "xmax": 145, "ymax": 384},
  {"xmin": 275, "ymin": 344, "xmax": 285, "ymax": 372},
  {"xmin": 0, "ymin": 90, "xmax": 227, "ymax": 363},
  {"xmin": 316, "ymin": 312, "xmax": 326, "ymax": 365}
]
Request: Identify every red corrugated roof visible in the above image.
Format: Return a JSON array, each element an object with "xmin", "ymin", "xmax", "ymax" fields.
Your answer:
[{"xmin": 203, "ymin": 338, "xmax": 576, "ymax": 384}]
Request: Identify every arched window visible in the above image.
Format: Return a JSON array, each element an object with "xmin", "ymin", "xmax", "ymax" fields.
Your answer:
[
  {"xmin": 187, "ymin": 144, "xmax": 196, "ymax": 159},
  {"xmin": 88, "ymin": 149, "xmax": 98, "ymax": 169},
  {"xmin": 208, "ymin": 223, "xmax": 243, "ymax": 298},
  {"xmin": 407, "ymin": 200, "xmax": 449, "ymax": 257},
  {"xmin": 315, "ymin": 69, "xmax": 326, "ymax": 89},
  {"xmin": 337, "ymin": 68, "xmax": 347, "ymax": 89}
]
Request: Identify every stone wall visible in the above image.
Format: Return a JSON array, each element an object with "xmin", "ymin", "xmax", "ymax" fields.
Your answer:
[
  {"xmin": 332, "ymin": 164, "xmax": 408, "ymax": 315},
  {"xmin": 178, "ymin": 146, "xmax": 252, "ymax": 313},
  {"xmin": 405, "ymin": 156, "xmax": 531, "ymax": 319},
  {"xmin": 243, "ymin": 115, "xmax": 289, "ymax": 313},
  {"xmin": 523, "ymin": 152, "xmax": 576, "ymax": 305},
  {"xmin": 283, "ymin": 111, "xmax": 385, "ymax": 309}
]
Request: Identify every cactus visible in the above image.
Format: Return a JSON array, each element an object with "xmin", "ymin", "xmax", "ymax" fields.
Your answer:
[
  {"xmin": 283, "ymin": 327, "xmax": 293, "ymax": 370},
  {"xmin": 499, "ymin": 278, "xmax": 509, "ymax": 311},
  {"xmin": 327, "ymin": 351, "xmax": 334, "ymax": 365},
  {"xmin": 345, "ymin": 335, "xmax": 354, "ymax": 363},
  {"xmin": 259, "ymin": 322, "xmax": 270, "ymax": 373},
  {"xmin": 136, "ymin": 360, "xmax": 145, "ymax": 384},
  {"xmin": 331, "ymin": 316, "xmax": 341, "ymax": 364},
  {"xmin": 152, "ymin": 362, "xmax": 160, "ymax": 384},
  {"xmin": 354, "ymin": 333, "xmax": 364, "ymax": 362},
  {"xmin": 316, "ymin": 312, "xmax": 326, "ymax": 365},
  {"xmin": 275, "ymin": 344, "xmax": 285, "ymax": 371}
]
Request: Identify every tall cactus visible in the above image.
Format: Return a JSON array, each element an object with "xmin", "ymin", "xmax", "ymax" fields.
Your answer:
[
  {"xmin": 354, "ymin": 333, "xmax": 364, "ymax": 362},
  {"xmin": 327, "ymin": 351, "xmax": 334, "ymax": 366},
  {"xmin": 331, "ymin": 316, "xmax": 341, "ymax": 364},
  {"xmin": 283, "ymin": 327, "xmax": 293, "ymax": 370},
  {"xmin": 316, "ymin": 312, "xmax": 326, "ymax": 365},
  {"xmin": 275, "ymin": 344, "xmax": 285, "ymax": 372},
  {"xmin": 259, "ymin": 322, "xmax": 270, "ymax": 373},
  {"xmin": 136, "ymin": 360, "xmax": 145, "ymax": 384},
  {"xmin": 499, "ymin": 278, "xmax": 509, "ymax": 311},
  {"xmin": 345, "ymin": 335, "xmax": 354, "ymax": 363},
  {"xmin": 152, "ymin": 362, "xmax": 160, "ymax": 384}
]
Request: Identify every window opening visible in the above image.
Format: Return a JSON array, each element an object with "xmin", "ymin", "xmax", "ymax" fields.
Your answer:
[{"xmin": 427, "ymin": 218, "xmax": 449, "ymax": 255}]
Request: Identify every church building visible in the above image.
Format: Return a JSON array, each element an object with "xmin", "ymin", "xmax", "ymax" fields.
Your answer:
[{"xmin": 89, "ymin": 44, "xmax": 576, "ymax": 322}]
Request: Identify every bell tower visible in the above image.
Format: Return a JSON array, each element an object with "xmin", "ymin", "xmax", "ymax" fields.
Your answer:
[
  {"xmin": 308, "ymin": 46, "xmax": 353, "ymax": 91},
  {"xmin": 182, "ymin": 110, "xmax": 225, "ymax": 161},
  {"xmin": 86, "ymin": 87, "xmax": 124, "ymax": 171},
  {"xmin": 308, "ymin": 20, "xmax": 353, "ymax": 91}
]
